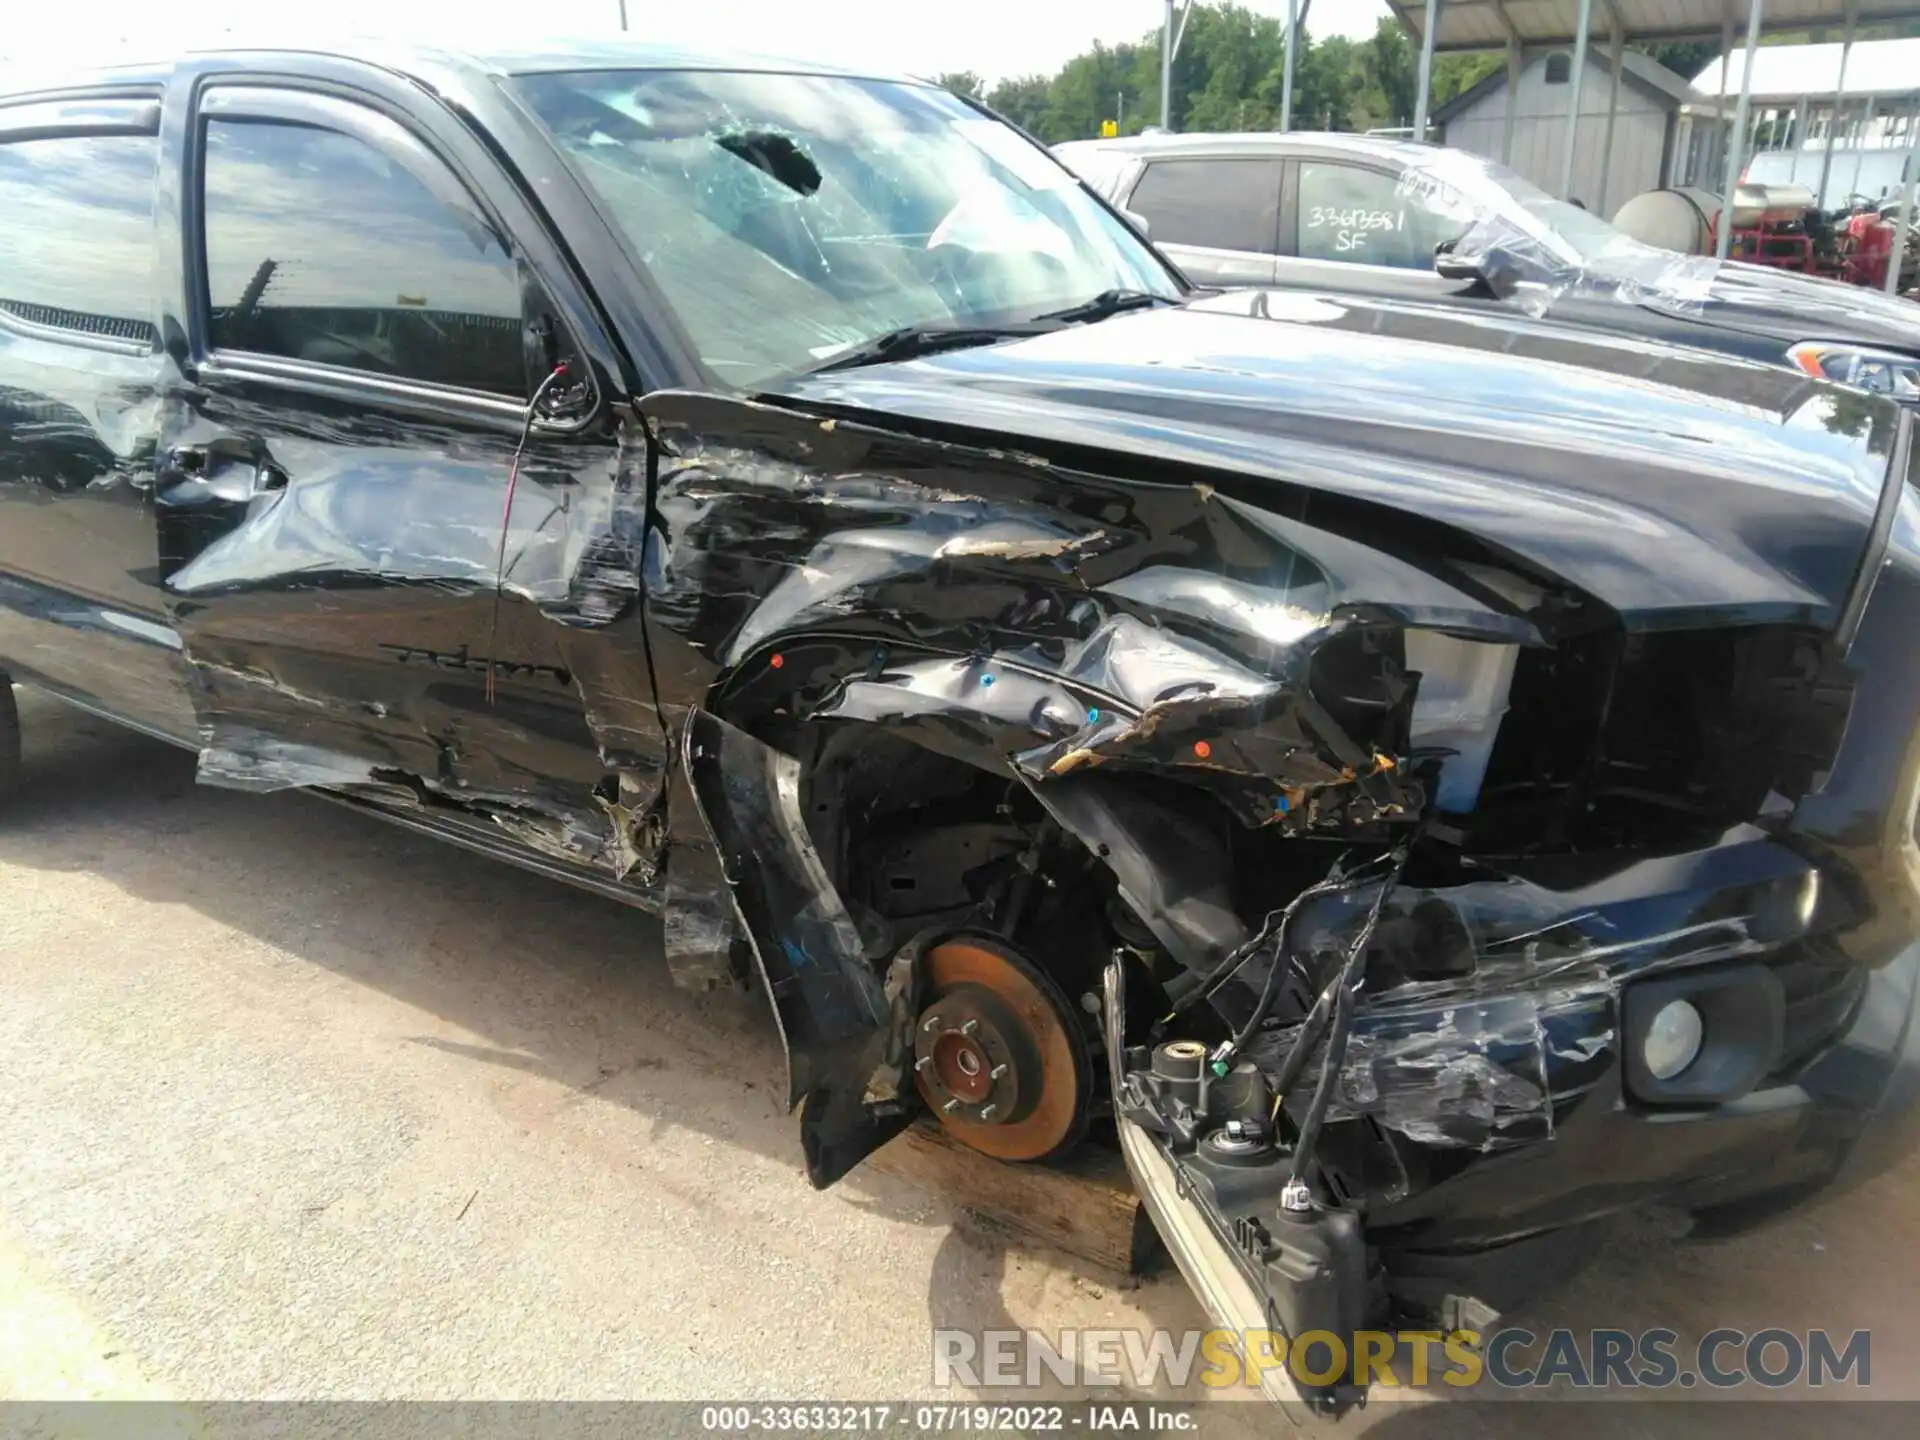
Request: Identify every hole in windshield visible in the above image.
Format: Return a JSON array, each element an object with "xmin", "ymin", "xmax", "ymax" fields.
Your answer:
[{"xmin": 515, "ymin": 68, "xmax": 1179, "ymax": 388}]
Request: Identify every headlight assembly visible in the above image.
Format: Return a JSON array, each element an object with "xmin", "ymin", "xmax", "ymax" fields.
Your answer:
[{"xmin": 1787, "ymin": 342, "xmax": 1920, "ymax": 403}]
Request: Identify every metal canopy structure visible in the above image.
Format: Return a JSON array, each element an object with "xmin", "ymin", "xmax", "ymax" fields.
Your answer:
[{"xmin": 1382, "ymin": 0, "xmax": 1920, "ymax": 50}]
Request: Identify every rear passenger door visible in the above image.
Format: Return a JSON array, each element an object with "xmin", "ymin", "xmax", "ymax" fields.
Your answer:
[
  {"xmin": 0, "ymin": 92, "xmax": 199, "ymax": 739},
  {"xmin": 1124, "ymin": 157, "xmax": 1280, "ymax": 287},
  {"xmin": 1275, "ymin": 158, "xmax": 1476, "ymax": 303}
]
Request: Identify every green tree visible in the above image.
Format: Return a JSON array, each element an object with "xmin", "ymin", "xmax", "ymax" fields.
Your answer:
[
  {"xmin": 1432, "ymin": 52, "xmax": 1503, "ymax": 110},
  {"xmin": 933, "ymin": 70, "xmax": 985, "ymax": 100},
  {"xmin": 985, "ymin": 74, "xmax": 1052, "ymax": 135},
  {"xmin": 1046, "ymin": 43, "xmax": 1145, "ymax": 141},
  {"xmin": 1353, "ymin": 18, "xmax": 1417, "ymax": 131},
  {"xmin": 1641, "ymin": 41, "xmax": 1716, "ymax": 82}
]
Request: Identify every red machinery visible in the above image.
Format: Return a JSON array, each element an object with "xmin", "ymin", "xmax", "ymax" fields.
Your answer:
[
  {"xmin": 1614, "ymin": 181, "xmax": 1916, "ymax": 296},
  {"xmin": 1842, "ymin": 209, "xmax": 1895, "ymax": 289}
]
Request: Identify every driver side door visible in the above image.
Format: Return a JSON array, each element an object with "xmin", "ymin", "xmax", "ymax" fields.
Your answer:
[{"xmin": 155, "ymin": 74, "xmax": 661, "ymax": 882}]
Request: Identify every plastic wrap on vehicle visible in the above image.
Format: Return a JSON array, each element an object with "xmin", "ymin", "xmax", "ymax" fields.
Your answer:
[{"xmin": 1241, "ymin": 831, "xmax": 1819, "ymax": 1149}]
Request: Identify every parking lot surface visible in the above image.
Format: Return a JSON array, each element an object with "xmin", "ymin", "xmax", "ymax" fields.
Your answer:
[{"xmin": 1, "ymin": 689, "xmax": 1915, "ymax": 1437}]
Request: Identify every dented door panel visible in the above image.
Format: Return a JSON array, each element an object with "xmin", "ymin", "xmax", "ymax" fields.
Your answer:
[{"xmin": 0, "ymin": 95, "xmax": 198, "ymax": 739}]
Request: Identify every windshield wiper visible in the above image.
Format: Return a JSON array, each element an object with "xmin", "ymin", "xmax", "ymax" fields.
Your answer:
[
  {"xmin": 1032, "ymin": 289, "xmax": 1177, "ymax": 325},
  {"xmin": 806, "ymin": 323, "xmax": 1042, "ymax": 375}
]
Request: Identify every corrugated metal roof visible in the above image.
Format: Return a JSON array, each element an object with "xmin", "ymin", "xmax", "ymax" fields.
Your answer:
[
  {"xmin": 1691, "ymin": 37, "xmax": 1920, "ymax": 99},
  {"xmin": 1389, "ymin": 0, "xmax": 1920, "ymax": 52}
]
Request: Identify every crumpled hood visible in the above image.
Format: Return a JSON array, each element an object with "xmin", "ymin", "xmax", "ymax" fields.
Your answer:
[{"xmin": 770, "ymin": 290, "xmax": 1906, "ymax": 633}]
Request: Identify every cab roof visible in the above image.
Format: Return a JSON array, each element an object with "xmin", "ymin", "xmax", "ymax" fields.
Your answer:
[{"xmin": 1, "ymin": 34, "xmax": 927, "ymax": 97}]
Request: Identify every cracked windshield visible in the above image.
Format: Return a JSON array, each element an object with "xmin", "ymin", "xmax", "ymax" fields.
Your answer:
[{"xmin": 517, "ymin": 68, "xmax": 1177, "ymax": 386}]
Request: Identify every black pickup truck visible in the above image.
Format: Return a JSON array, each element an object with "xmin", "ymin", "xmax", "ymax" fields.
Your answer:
[{"xmin": 3, "ymin": 39, "xmax": 1919, "ymax": 1411}]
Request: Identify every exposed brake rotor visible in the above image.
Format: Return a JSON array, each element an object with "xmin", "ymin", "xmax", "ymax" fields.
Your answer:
[{"xmin": 912, "ymin": 935, "xmax": 1092, "ymax": 1162}]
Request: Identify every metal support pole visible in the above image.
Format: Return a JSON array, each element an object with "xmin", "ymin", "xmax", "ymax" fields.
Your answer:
[
  {"xmin": 617, "ymin": 0, "xmax": 628, "ymax": 30},
  {"xmin": 1715, "ymin": 8, "xmax": 1735, "ymax": 186},
  {"xmin": 1489, "ymin": 35, "xmax": 1520, "ymax": 162},
  {"xmin": 1413, "ymin": 0, "xmax": 1440, "ymax": 142},
  {"xmin": 1597, "ymin": 24, "xmax": 1625, "ymax": 215},
  {"xmin": 1888, "ymin": 112, "xmax": 1920, "ymax": 295},
  {"xmin": 1816, "ymin": 4, "xmax": 1858, "ymax": 207},
  {"xmin": 1715, "ymin": 0, "xmax": 1765, "ymax": 261},
  {"xmin": 1558, "ymin": 0, "xmax": 1594, "ymax": 200},
  {"xmin": 1501, "ymin": 36, "xmax": 1522, "ymax": 164},
  {"xmin": 1851, "ymin": 96, "xmax": 1876, "ymax": 198},
  {"xmin": 1281, "ymin": 0, "xmax": 1298, "ymax": 133}
]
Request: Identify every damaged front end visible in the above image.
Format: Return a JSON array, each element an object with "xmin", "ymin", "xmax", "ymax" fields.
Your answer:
[{"xmin": 640, "ymin": 362, "xmax": 1920, "ymax": 1413}]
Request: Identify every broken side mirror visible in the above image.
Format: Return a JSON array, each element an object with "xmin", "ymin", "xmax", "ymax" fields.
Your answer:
[
  {"xmin": 1434, "ymin": 241, "xmax": 1525, "ymax": 301},
  {"xmin": 524, "ymin": 306, "xmax": 600, "ymax": 433}
]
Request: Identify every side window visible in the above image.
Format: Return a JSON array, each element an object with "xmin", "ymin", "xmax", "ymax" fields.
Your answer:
[
  {"xmin": 0, "ymin": 132, "xmax": 158, "ymax": 344},
  {"xmin": 1296, "ymin": 162, "xmax": 1473, "ymax": 270},
  {"xmin": 1128, "ymin": 159, "xmax": 1280, "ymax": 254},
  {"xmin": 201, "ymin": 117, "xmax": 526, "ymax": 396}
]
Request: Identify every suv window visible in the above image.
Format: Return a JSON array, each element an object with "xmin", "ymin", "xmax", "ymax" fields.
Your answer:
[
  {"xmin": 0, "ymin": 133, "xmax": 158, "ymax": 344},
  {"xmin": 1296, "ymin": 161, "xmax": 1475, "ymax": 270},
  {"xmin": 1128, "ymin": 159, "xmax": 1280, "ymax": 254},
  {"xmin": 201, "ymin": 117, "xmax": 526, "ymax": 396}
]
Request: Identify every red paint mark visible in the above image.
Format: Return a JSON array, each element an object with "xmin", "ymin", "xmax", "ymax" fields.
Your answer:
[
  {"xmin": 770, "ymin": 653, "xmax": 785, "ymax": 669},
  {"xmin": 1193, "ymin": 740, "xmax": 1212, "ymax": 760}
]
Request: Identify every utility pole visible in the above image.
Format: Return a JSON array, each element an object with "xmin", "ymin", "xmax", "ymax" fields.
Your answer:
[
  {"xmin": 617, "ymin": 0, "xmax": 628, "ymax": 31},
  {"xmin": 1160, "ymin": 1, "xmax": 1194, "ymax": 130},
  {"xmin": 1280, "ymin": 0, "xmax": 1297, "ymax": 133}
]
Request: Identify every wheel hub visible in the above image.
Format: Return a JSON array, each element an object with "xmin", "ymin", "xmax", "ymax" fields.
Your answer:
[{"xmin": 914, "ymin": 983, "xmax": 1038, "ymax": 1124}]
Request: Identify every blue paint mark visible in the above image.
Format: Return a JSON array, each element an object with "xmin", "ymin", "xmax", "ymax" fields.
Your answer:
[
  {"xmin": 780, "ymin": 937, "xmax": 812, "ymax": 970},
  {"xmin": 1087, "ymin": 707, "xmax": 1100, "ymax": 722},
  {"xmin": 1274, "ymin": 795, "xmax": 1291, "ymax": 814},
  {"xmin": 979, "ymin": 673, "xmax": 995, "ymax": 687}
]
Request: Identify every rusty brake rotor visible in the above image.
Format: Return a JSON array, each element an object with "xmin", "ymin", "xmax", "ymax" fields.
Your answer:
[{"xmin": 912, "ymin": 935, "xmax": 1092, "ymax": 1162}]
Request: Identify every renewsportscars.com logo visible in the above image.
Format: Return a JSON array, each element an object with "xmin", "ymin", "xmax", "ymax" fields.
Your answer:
[{"xmin": 933, "ymin": 1327, "xmax": 1872, "ymax": 1392}]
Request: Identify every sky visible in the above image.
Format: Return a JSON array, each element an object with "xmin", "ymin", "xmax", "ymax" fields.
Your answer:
[{"xmin": 2, "ymin": 0, "xmax": 1394, "ymax": 87}]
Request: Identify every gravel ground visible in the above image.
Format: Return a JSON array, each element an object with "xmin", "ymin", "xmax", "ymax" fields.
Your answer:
[{"xmin": 0, "ymin": 688, "xmax": 1913, "ymax": 1438}]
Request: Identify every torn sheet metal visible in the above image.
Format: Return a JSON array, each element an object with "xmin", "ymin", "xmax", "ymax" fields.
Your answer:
[{"xmin": 640, "ymin": 392, "xmax": 1472, "ymax": 836}]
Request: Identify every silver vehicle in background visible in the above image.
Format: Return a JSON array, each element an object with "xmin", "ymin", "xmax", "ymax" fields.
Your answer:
[{"xmin": 1055, "ymin": 130, "xmax": 1920, "ymax": 402}]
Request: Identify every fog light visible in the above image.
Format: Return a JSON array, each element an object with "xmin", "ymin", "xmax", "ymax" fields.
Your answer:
[{"xmin": 1643, "ymin": 999, "xmax": 1704, "ymax": 1080}]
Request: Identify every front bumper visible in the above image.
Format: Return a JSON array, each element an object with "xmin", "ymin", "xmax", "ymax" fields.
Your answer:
[{"xmin": 1109, "ymin": 938, "xmax": 1920, "ymax": 1409}]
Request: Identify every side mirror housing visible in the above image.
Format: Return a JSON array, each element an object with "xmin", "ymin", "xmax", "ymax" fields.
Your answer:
[{"xmin": 1122, "ymin": 207, "xmax": 1151, "ymax": 239}]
